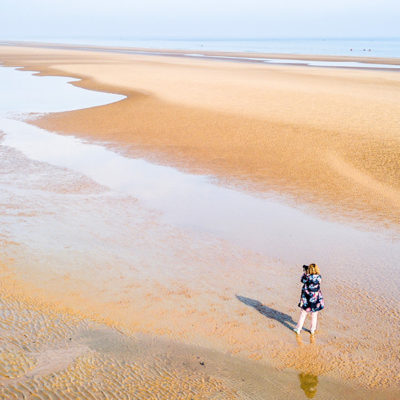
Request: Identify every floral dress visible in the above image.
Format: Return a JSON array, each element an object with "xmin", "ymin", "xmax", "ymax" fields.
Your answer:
[{"xmin": 298, "ymin": 273, "xmax": 324, "ymax": 312}]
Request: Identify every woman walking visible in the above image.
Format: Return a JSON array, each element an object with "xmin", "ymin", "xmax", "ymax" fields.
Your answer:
[{"xmin": 294, "ymin": 263, "xmax": 324, "ymax": 335}]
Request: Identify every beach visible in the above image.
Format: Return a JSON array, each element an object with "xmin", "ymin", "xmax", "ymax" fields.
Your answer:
[
  {"xmin": 0, "ymin": 43, "xmax": 399, "ymax": 398},
  {"xmin": 3, "ymin": 43, "xmax": 400, "ymax": 226}
]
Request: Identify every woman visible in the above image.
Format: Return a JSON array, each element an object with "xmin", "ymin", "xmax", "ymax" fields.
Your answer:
[{"xmin": 294, "ymin": 263, "xmax": 324, "ymax": 335}]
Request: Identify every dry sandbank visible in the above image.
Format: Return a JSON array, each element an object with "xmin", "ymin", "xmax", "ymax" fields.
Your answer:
[{"xmin": 1, "ymin": 44, "xmax": 398, "ymax": 227}]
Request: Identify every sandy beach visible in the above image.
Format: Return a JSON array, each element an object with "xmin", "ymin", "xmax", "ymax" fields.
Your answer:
[
  {"xmin": 0, "ymin": 43, "xmax": 399, "ymax": 398},
  {"xmin": 3, "ymin": 43, "xmax": 400, "ymax": 226}
]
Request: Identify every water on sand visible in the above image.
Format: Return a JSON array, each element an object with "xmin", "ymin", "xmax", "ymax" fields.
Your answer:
[{"xmin": 0, "ymin": 65, "xmax": 399, "ymax": 398}]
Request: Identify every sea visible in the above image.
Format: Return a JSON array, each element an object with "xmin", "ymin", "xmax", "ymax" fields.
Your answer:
[{"xmin": 9, "ymin": 37, "xmax": 400, "ymax": 58}]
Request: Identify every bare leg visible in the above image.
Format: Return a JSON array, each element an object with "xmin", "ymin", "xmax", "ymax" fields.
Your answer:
[
  {"xmin": 311, "ymin": 311, "xmax": 318, "ymax": 334},
  {"xmin": 295, "ymin": 309, "xmax": 307, "ymax": 333}
]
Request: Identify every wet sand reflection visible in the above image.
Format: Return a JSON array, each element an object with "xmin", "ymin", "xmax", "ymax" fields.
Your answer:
[
  {"xmin": 298, "ymin": 372, "xmax": 319, "ymax": 399},
  {"xmin": 295, "ymin": 327, "xmax": 320, "ymax": 398}
]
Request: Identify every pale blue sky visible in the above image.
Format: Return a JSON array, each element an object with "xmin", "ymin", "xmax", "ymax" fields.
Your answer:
[{"xmin": 1, "ymin": 0, "xmax": 399, "ymax": 39}]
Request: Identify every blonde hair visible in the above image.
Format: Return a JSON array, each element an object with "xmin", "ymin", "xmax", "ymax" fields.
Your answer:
[{"xmin": 307, "ymin": 263, "xmax": 320, "ymax": 275}]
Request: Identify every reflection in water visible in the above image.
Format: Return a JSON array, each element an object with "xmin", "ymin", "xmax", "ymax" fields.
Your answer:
[
  {"xmin": 296, "ymin": 332, "xmax": 304, "ymax": 346},
  {"xmin": 299, "ymin": 373, "xmax": 319, "ymax": 399},
  {"xmin": 296, "ymin": 331, "xmax": 319, "ymax": 397},
  {"xmin": 295, "ymin": 331, "xmax": 316, "ymax": 347}
]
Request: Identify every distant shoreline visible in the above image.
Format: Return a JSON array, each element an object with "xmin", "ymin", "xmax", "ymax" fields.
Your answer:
[{"xmin": 1, "ymin": 40, "xmax": 400, "ymax": 70}]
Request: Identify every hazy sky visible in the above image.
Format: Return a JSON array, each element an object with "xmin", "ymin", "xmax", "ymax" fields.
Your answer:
[{"xmin": 1, "ymin": 0, "xmax": 399, "ymax": 39}]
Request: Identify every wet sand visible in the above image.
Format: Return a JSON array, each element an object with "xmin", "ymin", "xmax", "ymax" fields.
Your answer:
[
  {"xmin": 1, "ymin": 266, "xmax": 391, "ymax": 399},
  {"xmin": 0, "ymin": 43, "xmax": 400, "ymax": 398},
  {"xmin": 1, "ymin": 44, "xmax": 400, "ymax": 227}
]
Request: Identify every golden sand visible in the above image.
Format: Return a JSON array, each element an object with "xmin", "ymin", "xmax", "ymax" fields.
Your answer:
[
  {"xmin": 1, "ymin": 44, "xmax": 400, "ymax": 397},
  {"xmin": 0, "ymin": 262, "xmax": 394, "ymax": 399},
  {"xmin": 0, "ymin": 266, "xmax": 240, "ymax": 399},
  {"xmin": 1, "ymin": 44, "xmax": 399, "ymax": 227}
]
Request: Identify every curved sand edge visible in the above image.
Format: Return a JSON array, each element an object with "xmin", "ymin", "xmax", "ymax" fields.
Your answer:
[
  {"xmin": 1, "ymin": 44, "xmax": 399, "ymax": 229},
  {"xmin": 1, "ymin": 44, "xmax": 400, "ymax": 393}
]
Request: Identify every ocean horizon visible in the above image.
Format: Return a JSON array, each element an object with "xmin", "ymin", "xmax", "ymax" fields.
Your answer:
[{"xmin": 3, "ymin": 37, "xmax": 400, "ymax": 58}]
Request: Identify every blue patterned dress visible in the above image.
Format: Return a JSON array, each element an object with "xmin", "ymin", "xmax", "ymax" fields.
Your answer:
[{"xmin": 298, "ymin": 273, "xmax": 324, "ymax": 312}]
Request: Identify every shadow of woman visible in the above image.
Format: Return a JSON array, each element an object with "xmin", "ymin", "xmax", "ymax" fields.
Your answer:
[{"xmin": 236, "ymin": 295, "xmax": 296, "ymax": 331}]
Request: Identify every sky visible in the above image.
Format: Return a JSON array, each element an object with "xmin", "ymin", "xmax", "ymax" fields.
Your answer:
[{"xmin": 1, "ymin": 0, "xmax": 399, "ymax": 39}]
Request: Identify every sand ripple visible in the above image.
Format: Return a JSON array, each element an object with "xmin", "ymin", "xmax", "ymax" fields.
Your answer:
[{"xmin": 0, "ymin": 292, "xmax": 239, "ymax": 399}]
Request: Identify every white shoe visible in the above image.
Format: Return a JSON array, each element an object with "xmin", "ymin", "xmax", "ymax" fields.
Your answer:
[
  {"xmin": 293, "ymin": 327, "xmax": 301, "ymax": 334},
  {"xmin": 310, "ymin": 330, "xmax": 316, "ymax": 335}
]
